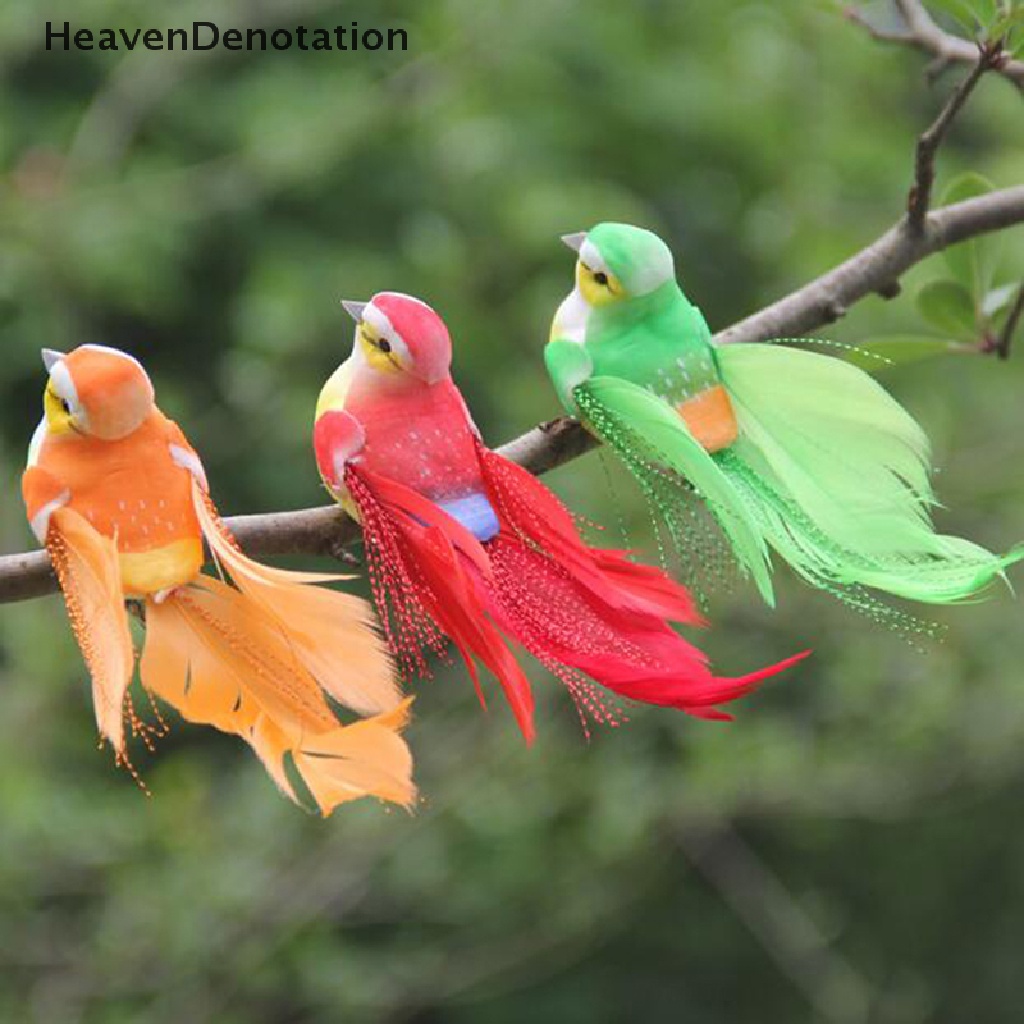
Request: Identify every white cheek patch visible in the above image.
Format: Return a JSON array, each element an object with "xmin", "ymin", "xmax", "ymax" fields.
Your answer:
[
  {"xmin": 31, "ymin": 489, "xmax": 70, "ymax": 544},
  {"xmin": 362, "ymin": 303, "xmax": 412, "ymax": 369},
  {"xmin": 48, "ymin": 360, "xmax": 78, "ymax": 406},
  {"xmin": 579, "ymin": 239, "xmax": 609, "ymax": 276},
  {"xmin": 169, "ymin": 444, "xmax": 208, "ymax": 491},
  {"xmin": 47, "ymin": 360, "xmax": 90, "ymax": 432}
]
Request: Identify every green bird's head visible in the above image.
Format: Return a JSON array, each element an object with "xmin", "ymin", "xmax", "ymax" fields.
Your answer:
[{"xmin": 561, "ymin": 223, "xmax": 675, "ymax": 307}]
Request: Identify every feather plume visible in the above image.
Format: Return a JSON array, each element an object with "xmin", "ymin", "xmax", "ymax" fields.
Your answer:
[
  {"xmin": 47, "ymin": 508, "xmax": 134, "ymax": 753},
  {"xmin": 192, "ymin": 480, "xmax": 401, "ymax": 715},
  {"xmin": 576, "ymin": 344, "xmax": 1023, "ymax": 616},
  {"xmin": 579, "ymin": 376, "xmax": 775, "ymax": 604},
  {"xmin": 476, "ymin": 447, "xmax": 806, "ymax": 716},
  {"xmin": 141, "ymin": 581, "xmax": 416, "ymax": 813},
  {"xmin": 347, "ymin": 465, "xmax": 536, "ymax": 742},
  {"xmin": 719, "ymin": 343, "xmax": 1024, "ymax": 603}
]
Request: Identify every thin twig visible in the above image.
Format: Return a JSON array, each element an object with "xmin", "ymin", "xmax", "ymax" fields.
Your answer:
[
  {"xmin": 995, "ymin": 281, "xmax": 1024, "ymax": 360},
  {"xmin": 843, "ymin": 5, "xmax": 914, "ymax": 45},
  {"xmin": 848, "ymin": 0, "xmax": 1024, "ymax": 87},
  {"xmin": 908, "ymin": 43, "xmax": 1000, "ymax": 231}
]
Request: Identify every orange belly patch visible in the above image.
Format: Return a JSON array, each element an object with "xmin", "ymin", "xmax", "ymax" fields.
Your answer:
[{"xmin": 677, "ymin": 385, "xmax": 738, "ymax": 453}]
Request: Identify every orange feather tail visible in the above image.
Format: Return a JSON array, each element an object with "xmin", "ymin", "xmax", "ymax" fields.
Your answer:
[
  {"xmin": 47, "ymin": 508, "xmax": 135, "ymax": 755},
  {"xmin": 191, "ymin": 480, "xmax": 400, "ymax": 716},
  {"xmin": 141, "ymin": 578, "xmax": 416, "ymax": 813}
]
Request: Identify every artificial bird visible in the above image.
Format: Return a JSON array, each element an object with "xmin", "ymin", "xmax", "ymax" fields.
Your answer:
[
  {"xmin": 545, "ymin": 222, "xmax": 1023, "ymax": 622},
  {"xmin": 313, "ymin": 292, "xmax": 806, "ymax": 741},
  {"xmin": 22, "ymin": 344, "xmax": 414, "ymax": 813}
]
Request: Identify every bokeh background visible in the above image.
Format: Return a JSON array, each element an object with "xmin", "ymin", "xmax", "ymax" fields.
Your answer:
[{"xmin": 1, "ymin": 1, "xmax": 1023, "ymax": 1021}]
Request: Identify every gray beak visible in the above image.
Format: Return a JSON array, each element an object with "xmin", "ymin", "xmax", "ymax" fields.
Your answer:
[
  {"xmin": 41, "ymin": 348, "xmax": 64, "ymax": 372},
  {"xmin": 560, "ymin": 232, "xmax": 587, "ymax": 253},
  {"xmin": 341, "ymin": 300, "xmax": 368, "ymax": 323}
]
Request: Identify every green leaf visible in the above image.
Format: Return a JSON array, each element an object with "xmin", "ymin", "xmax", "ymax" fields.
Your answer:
[
  {"xmin": 840, "ymin": 335, "xmax": 971, "ymax": 371},
  {"xmin": 940, "ymin": 173, "xmax": 1000, "ymax": 295},
  {"xmin": 929, "ymin": 0, "xmax": 987, "ymax": 32},
  {"xmin": 941, "ymin": 171, "xmax": 995, "ymax": 207},
  {"xmin": 991, "ymin": 4, "xmax": 1024, "ymax": 37},
  {"xmin": 916, "ymin": 280, "xmax": 978, "ymax": 337}
]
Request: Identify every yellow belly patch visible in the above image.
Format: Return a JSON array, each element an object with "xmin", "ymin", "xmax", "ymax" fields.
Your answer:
[{"xmin": 119, "ymin": 538, "xmax": 204, "ymax": 597}]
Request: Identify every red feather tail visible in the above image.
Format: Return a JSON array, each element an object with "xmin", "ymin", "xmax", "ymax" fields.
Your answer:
[
  {"xmin": 345, "ymin": 465, "xmax": 536, "ymax": 742},
  {"xmin": 476, "ymin": 441, "xmax": 703, "ymax": 626},
  {"xmin": 477, "ymin": 443, "xmax": 808, "ymax": 719}
]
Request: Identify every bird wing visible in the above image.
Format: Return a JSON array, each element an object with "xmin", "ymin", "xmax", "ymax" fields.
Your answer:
[
  {"xmin": 45, "ymin": 505, "xmax": 135, "ymax": 754},
  {"xmin": 314, "ymin": 409, "xmax": 366, "ymax": 491},
  {"xmin": 22, "ymin": 463, "xmax": 70, "ymax": 544},
  {"xmin": 544, "ymin": 338, "xmax": 594, "ymax": 415},
  {"xmin": 161, "ymin": 417, "xmax": 209, "ymax": 492},
  {"xmin": 191, "ymin": 479, "xmax": 402, "ymax": 716}
]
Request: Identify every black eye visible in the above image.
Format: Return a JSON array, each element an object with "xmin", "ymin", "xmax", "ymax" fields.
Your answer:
[
  {"xmin": 61, "ymin": 399, "xmax": 70, "ymax": 414},
  {"xmin": 378, "ymin": 339, "xmax": 392, "ymax": 353},
  {"xmin": 593, "ymin": 272, "xmax": 608, "ymax": 286}
]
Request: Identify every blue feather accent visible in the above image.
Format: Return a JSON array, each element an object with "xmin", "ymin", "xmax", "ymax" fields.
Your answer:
[{"xmin": 437, "ymin": 493, "xmax": 500, "ymax": 542}]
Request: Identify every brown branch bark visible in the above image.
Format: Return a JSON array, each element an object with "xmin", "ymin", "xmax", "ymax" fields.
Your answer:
[
  {"xmin": 715, "ymin": 185, "xmax": 1024, "ymax": 345},
  {"xmin": 1, "ymin": 187, "xmax": 1022, "ymax": 606},
  {"xmin": 847, "ymin": 0, "xmax": 1024, "ymax": 87},
  {"xmin": 0, "ymin": 417, "xmax": 599, "ymax": 604}
]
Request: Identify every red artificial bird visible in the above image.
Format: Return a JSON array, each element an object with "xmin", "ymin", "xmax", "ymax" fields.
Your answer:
[{"xmin": 314, "ymin": 292, "xmax": 807, "ymax": 741}]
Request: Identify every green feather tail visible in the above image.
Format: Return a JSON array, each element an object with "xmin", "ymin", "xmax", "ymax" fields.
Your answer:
[
  {"xmin": 576, "ymin": 376, "xmax": 775, "ymax": 605},
  {"xmin": 718, "ymin": 343, "xmax": 1023, "ymax": 603},
  {"xmin": 576, "ymin": 345, "xmax": 1023, "ymax": 616}
]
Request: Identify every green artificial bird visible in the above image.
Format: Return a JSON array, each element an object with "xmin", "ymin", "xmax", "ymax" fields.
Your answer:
[{"xmin": 545, "ymin": 222, "xmax": 1022, "ymax": 622}]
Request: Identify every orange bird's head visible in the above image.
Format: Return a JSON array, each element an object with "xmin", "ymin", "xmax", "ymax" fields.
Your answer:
[{"xmin": 42, "ymin": 345, "xmax": 155, "ymax": 441}]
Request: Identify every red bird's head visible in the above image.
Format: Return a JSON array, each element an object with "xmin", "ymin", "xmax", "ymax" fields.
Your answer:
[{"xmin": 342, "ymin": 292, "xmax": 451, "ymax": 385}]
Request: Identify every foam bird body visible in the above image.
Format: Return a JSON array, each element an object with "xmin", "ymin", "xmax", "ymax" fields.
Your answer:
[
  {"xmin": 546, "ymin": 222, "xmax": 1023, "ymax": 618},
  {"xmin": 23, "ymin": 345, "xmax": 413, "ymax": 813},
  {"xmin": 314, "ymin": 293, "xmax": 805, "ymax": 740}
]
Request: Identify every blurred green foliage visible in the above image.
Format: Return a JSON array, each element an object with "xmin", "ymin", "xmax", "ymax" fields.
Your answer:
[{"xmin": 1, "ymin": 0, "xmax": 1023, "ymax": 1021}]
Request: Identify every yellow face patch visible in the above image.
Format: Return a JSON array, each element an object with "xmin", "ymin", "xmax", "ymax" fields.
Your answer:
[
  {"xmin": 576, "ymin": 260, "xmax": 625, "ymax": 307},
  {"xmin": 43, "ymin": 384, "xmax": 77, "ymax": 435},
  {"xmin": 358, "ymin": 325, "xmax": 403, "ymax": 374}
]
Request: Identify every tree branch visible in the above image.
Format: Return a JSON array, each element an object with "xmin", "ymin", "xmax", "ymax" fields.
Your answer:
[
  {"xmin": 715, "ymin": 185, "xmax": 1024, "ymax": 345},
  {"xmin": 847, "ymin": 0, "xmax": 1024, "ymax": 87},
  {"xmin": 1, "ymin": 187, "xmax": 1022, "ymax": 606},
  {"xmin": 0, "ymin": 416, "xmax": 598, "ymax": 604}
]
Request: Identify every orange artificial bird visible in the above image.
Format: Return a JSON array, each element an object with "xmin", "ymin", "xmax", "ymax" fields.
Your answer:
[{"xmin": 22, "ymin": 344, "xmax": 414, "ymax": 814}]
